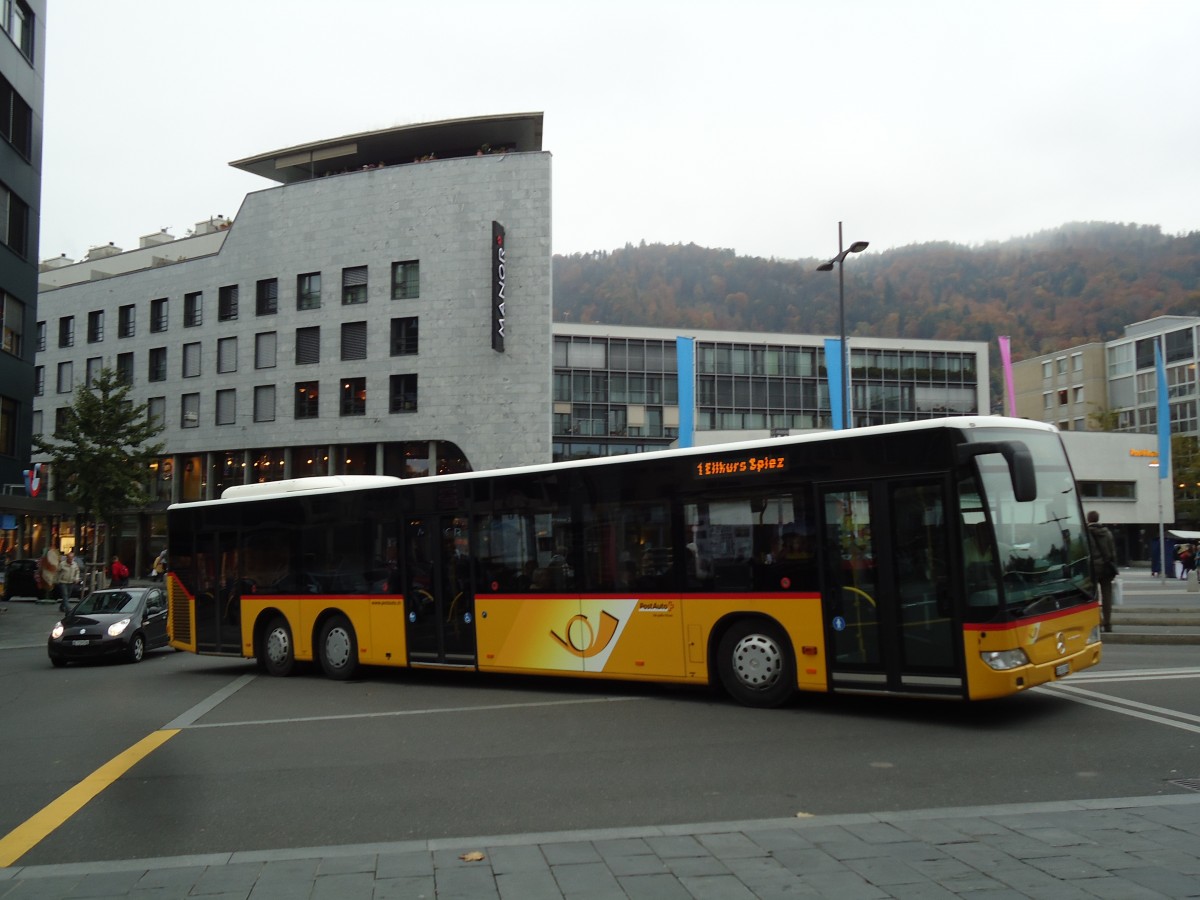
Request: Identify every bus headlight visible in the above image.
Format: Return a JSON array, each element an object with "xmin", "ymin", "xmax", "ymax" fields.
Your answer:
[
  {"xmin": 981, "ymin": 648, "xmax": 1030, "ymax": 671},
  {"xmin": 1088, "ymin": 625, "xmax": 1102, "ymax": 644}
]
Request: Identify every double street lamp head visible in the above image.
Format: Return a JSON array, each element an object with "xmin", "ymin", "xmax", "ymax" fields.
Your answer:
[
  {"xmin": 817, "ymin": 240, "xmax": 870, "ymax": 270},
  {"xmin": 816, "ymin": 226, "xmax": 869, "ymax": 431}
]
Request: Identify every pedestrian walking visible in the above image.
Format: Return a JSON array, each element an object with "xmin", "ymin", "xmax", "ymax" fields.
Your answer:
[
  {"xmin": 109, "ymin": 554, "xmax": 129, "ymax": 588},
  {"xmin": 1087, "ymin": 511, "xmax": 1118, "ymax": 632},
  {"xmin": 56, "ymin": 549, "xmax": 79, "ymax": 612}
]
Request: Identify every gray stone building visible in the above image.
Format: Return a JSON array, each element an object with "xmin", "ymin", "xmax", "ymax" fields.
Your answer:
[{"xmin": 32, "ymin": 114, "xmax": 551, "ymax": 566}]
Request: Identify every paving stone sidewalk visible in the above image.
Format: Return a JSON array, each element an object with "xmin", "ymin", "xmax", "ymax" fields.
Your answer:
[{"xmin": 2, "ymin": 794, "xmax": 1199, "ymax": 899}]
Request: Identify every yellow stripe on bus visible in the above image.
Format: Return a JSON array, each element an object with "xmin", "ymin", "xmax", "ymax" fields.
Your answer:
[{"xmin": 0, "ymin": 729, "xmax": 179, "ymax": 867}]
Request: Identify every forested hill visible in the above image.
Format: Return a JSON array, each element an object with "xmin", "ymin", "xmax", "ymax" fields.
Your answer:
[{"xmin": 552, "ymin": 223, "xmax": 1200, "ymax": 358}]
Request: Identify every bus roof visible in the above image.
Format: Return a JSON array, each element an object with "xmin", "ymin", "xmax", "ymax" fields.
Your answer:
[{"xmin": 168, "ymin": 416, "xmax": 1058, "ymax": 510}]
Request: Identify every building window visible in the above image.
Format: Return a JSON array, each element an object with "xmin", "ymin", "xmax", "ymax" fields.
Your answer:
[
  {"xmin": 58, "ymin": 316, "xmax": 74, "ymax": 348},
  {"xmin": 391, "ymin": 260, "xmax": 419, "ymax": 299},
  {"xmin": 217, "ymin": 337, "xmax": 238, "ymax": 373},
  {"xmin": 256, "ymin": 278, "xmax": 278, "ymax": 315},
  {"xmin": 183, "ymin": 342, "xmax": 201, "ymax": 378},
  {"xmin": 149, "ymin": 347, "xmax": 167, "ymax": 383},
  {"xmin": 340, "ymin": 377, "xmax": 366, "ymax": 416},
  {"xmin": 116, "ymin": 352, "xmax": 134, "ymax": 385},
  {"xmin": 151, "ymin": 298, "xmax": 168, "ymax": 333},
  {"xmin": 181, "ymin": 393, "xmax": 199, "ymax": 428},
  {"xmin": 147, "ymin": 397, "xmax": 165, "ymax": 429},
  {"xmin": 3, "ymin": 1, "xmax": 35, "ymax": 61},
  {"xmin": 342, "ymin": 266, "xmax": 368, "ymax": 305},
  {"xmin": 218, "ymin": 284, "xmax": 239, "ymax": 321},
  {"xmin": 0, "ymin": 396, "xmax": 14, "ymax": 457},
  {"xmin": 254, "ymin": 385, "xmax": 276, "ymax": 423},
  {"xmin": 341, "ymin": 321, "xmax": 367, "ymax": 360},
  {"xmin": 87, "ymin": 310, "xmax": 104, "ymax": 343},
  {"xmin": 390, "ymin": 316, "xmax": 418, "ymax": 355},
  {"xmin": 1, "ymin": 292, "xmax": 22, "ymax": 356},
  {"xmin": 1, "ymin": 182, "xmax": 29, "ymax": 258},
  {"xmin": 296, "ymin": 326, "xmax": 320, "ymax": 364},
  {"xmin": 86, "ymin": 357, "xmax": 102, "ymax": 388},
  {"xmin": 297, "ymin": 272, "xmax": 321, "ymax": 310},
  {"xmin": 118, "ymin": 304, "xmax": 135, "ymax": 338},
  {"xmin": 56, "ymin": 361, "xmax": 73, "ymax": 393},
  {"xmin": 33, "ymin": 364, "xmax": 42, "ymax": 395},
  {"xmin": 184, "ymin": 292, "xmax": 202, "ymax": 327},
  {"xmin": 35, "ymin": 319, "xmax": 43, "ymax": 351},
  {"xmin": 0, "ymin": 74, "xmax": 33, "ymax": 158},
  {"xmin": 255, "ymin": 332, "xmax": 276, "ymax": 369},
  {"xmin": 389, "ymin": 374, "xmax": 418, "ymax": 413},
  {"xmin": 295, "ymin": 381, "xmax": 319, "ymax": 419},
  {"xmin": 216, "ymin": 389, "xmax": 236, "ymax": 425}
]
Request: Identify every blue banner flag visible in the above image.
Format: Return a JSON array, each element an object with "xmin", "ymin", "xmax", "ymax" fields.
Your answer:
[
  {"xmin": 1156, "ymin": 341, "xmax": 1170, "ymax": 480},
  {"xmin": 676, "ymin": 337, "xmax": 695, "ymax": 448},
  {"xmin": 825, "ymin": 338, "xmax": 844, "ymax": 430}
]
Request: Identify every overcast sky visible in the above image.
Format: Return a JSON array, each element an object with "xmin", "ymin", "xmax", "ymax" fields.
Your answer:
[{"xmin": 38, "ymin": 0, "xmax": 1198, "ymax": 264}]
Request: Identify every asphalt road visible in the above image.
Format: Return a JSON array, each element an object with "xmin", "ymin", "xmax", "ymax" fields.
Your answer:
[{"xmin": 1, "ymin": 601, "xmax": 1199, "ymax": 869}]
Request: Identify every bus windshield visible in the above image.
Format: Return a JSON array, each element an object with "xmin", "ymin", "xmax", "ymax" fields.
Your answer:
[{"xmin": 961, "ymin": 428, "xmax": 1090, "ymax": 620}]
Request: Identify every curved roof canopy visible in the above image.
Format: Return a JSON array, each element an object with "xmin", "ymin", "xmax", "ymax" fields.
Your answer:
[{"xmin": 229, "ymin": 112, "xmax": 544, "ymax": 184}]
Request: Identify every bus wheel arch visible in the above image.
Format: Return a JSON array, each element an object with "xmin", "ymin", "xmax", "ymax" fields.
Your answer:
[
  {"xmin": 315, "ymin": 612, "xmax": 360, "ymax": 681},
  {"xmin": 258, "ymin": 611, "xmax": 295, "ymax": 677},
  {"xmin": 711, "ymin": 615, "xmax": 796, "ymax": 708}
]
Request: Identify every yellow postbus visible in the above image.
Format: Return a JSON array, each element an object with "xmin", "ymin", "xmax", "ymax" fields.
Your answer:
[{"xmin": 166, "ymin": 417, "xmax": 1102, "ymax": 706}]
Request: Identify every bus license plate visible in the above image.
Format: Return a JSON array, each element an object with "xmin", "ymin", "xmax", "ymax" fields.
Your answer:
[{"xmin": 1055, "ymin": 663, "xmax": 1070, "ymax": 677}]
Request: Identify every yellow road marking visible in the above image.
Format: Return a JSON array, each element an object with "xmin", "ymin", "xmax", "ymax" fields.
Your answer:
[{"xmin": 0, "ymin": 729, "xmax": 179, "ymax": 867}]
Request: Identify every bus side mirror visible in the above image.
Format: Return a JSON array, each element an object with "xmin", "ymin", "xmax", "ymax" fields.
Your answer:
[{"xmin": 956, "ymin": 441, "xmax": 1037, "ymax": 503}]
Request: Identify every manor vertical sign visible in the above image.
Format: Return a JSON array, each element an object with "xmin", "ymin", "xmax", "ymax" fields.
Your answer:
[{"xmin": 491, "ymin": 221, "xmax": 506, "ymax": 353}]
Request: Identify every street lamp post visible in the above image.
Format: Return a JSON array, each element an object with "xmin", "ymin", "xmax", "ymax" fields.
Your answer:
[{"xmin": 817, "ymin": 222, "xmax": 869, "ymax": 430}]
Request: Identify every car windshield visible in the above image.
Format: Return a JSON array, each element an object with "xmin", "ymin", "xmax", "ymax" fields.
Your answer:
[{"xmin": 74, "ymin": 591, "xmax": 139, "ymax": 615}]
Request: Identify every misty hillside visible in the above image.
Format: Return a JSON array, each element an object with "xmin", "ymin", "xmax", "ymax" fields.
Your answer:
[{"xmin": 552, "ymin": 223, "xmax": 1200, "ymax": 359}]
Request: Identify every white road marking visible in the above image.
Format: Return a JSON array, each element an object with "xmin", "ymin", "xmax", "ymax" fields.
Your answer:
[
  {"xmin": 1037, "ymin": 681, "xmax": 1200, "ymax": 734},
  {"xmin": 178, "ymin": 694, "xmax": 646, "ymax": 729}
]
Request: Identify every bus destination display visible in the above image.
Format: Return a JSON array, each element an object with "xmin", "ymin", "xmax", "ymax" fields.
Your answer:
[{"xmin": 694, "ymin": 453, "xmax": 787, "ymax": 479}]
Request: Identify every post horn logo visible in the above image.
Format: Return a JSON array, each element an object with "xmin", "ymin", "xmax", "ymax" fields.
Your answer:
[{"xmin": 550, "ymin": 611, "xmax": 619, "ymax": 658}]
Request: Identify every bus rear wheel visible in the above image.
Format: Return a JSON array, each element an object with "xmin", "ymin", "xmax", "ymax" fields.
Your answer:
[
  {"xmin": 717, "ymin": 620, "xmax": 795, "ymax": 708},
  {"xmin": 318, "ymin": 614, "xmax": 359, "ymax": 680},
  {"xmin": 260, "ymin": 615, "xmax": 295, "ymax": 677}
]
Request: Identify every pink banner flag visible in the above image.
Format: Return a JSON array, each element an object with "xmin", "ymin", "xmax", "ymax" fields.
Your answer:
[{"xmin": 998, "ymin": 336, "xmax": 1016, "ymax": 416}]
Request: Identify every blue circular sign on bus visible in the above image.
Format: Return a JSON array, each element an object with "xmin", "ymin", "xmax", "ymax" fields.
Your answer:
[{"xmin": 832, "ymin": 616, "xmax": 846, "ymax": 632}]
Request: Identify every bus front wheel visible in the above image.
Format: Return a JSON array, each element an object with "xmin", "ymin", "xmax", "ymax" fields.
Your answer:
[
  {"xmin": 716, "ymin": 620, "xmax": 795, "ymax": 708},
  {"xmin": 318, "ymin": 614, "xmax": 359, "ymax": 680},
  {"xmin": 261, "ymin": 615, "xmax": 295, "ymax": 677}
]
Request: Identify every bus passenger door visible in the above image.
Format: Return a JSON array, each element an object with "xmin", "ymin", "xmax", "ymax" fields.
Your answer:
[
  {"xmin": 193, "ymin": 530, "xmax": 241, "ymax": 655},
  {"xmin": 821, "ymin": 480, "xmax": 960, "ymax": 696},
  {"xmin": 404, "ymin": 515, "xmax": 476, "ymax": 666}
]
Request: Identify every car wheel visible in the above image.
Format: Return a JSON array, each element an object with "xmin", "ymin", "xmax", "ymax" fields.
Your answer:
[
  {"xmin": 716, "ymin": 619, "xmax": 795, "ymax": 708},
  {"xmin": 49, "ymin": 654, "xmax": 66, "ymax": 668},
  {"xmin": 127, "ymin": 633, "xmax": 146, "ymax": 664},
  {"xmin": 317, "ymin": 614, "xmax": 359, "ymax": 680},
  {"xmin": 261, "ymin": 615, "xmax": 295, "ymax": 677}
]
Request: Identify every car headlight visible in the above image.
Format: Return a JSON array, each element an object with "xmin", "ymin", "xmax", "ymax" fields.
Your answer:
[
  {"xmin": 108, "ymin": 618, "xmax": 131, "ymax": 637},
  {"xmin": 981, "ymin": 648, "xmax": 1031, "ymax": 671},
  {"xmin": 51, "ymin": 623, "xmax": 64, "ymax": 639}
]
